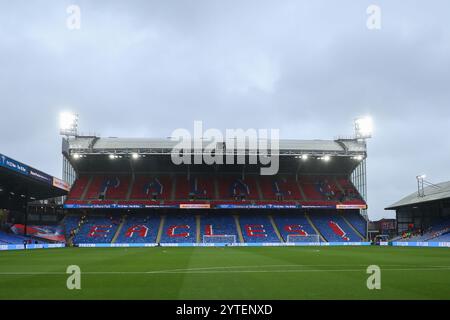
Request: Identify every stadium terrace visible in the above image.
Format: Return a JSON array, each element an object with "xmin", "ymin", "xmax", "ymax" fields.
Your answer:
[{"xmin": 46, "ymin": 134, "xmax": 369, "ymax": 246}]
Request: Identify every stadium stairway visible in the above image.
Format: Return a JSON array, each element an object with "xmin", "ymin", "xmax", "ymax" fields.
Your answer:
[
  {"xmin": 334, "ymin": 176, "xmax": 346, "ymax": 194},
  {"xmin": 171, "ymin": 176, "xmax": 176, "ymax": 200},
  {"xmin": 111, "ymin": 216, "xmax": 126, "ymax": 243},
  {"xmin": 255, "ymin": 179, "xmax": 264, "ymax": 200},
  {"xmin": 268, "ymin": 215, "xmax": 284, "ymax": 242},
  {"xmin": 80, "ymin": 176, "xmax": 93, "ymax": 200},
  {"xmin": 214, "ymin": 178, "xmax": 220, "ymax": 199},
  {"xmin": 234, "ymin": 215, "xmax": 245, "ymax": 243},
  {"xmin": 125, "ymin": 176, "xmax": 135, "ymax": 200},
  {"xmin": 156, "ymin": 215, "xmax": 165, "ymax": 243},
  {"xmin": 296, "ymin": 179, "xmax": 307, "ymax": 200},
  {"xmin": 341, "ymin": 215, "xmax": 365, "ymax": 241},
  {"xmin": 305, "ymin": 213, "xmax": 326, "ymax": 242},
  {"xmin": 196, "ymin": 215, "xmax": 201, "ymax": 243}
]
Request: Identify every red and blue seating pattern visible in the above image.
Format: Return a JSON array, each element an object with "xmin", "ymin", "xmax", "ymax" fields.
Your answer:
[
  {"xmin": 130, "ymin": 176, "xmax": 172, "ymax": 200},
  {"xmin": 309, "ymin": 213, "xmax": 361, "ymax": 242},
  {"xmin": 159, "ymin": 214, "xmax": 197, "ymax": 243},
  {"xmin": 66, "ymin": 174, "xmax": 366, "ymax": 209},
  {"xmin": 175, "ymin": 176, "xmax": 214, "ymax": 199},
  {"xmin": 200, "ymin": 214, "xmax": 238, "ymax": 242},
  {"xmin": 344, "ymin": 211, "xmax": 367, "ymax": 237},
  {"xmin": 273, "ymin": 214, "xmax": 317, "ymax": 242},
  {"xmin": 115, "ymin": 215, "xmax": 160, "ymax": 243},
  {"xmin": 65, "ymin": 212, "xmax": 368, "ymax": 245},
  {"xmin": 239, "ymin": 215, "xmax": 280, "ymax": 243},
  {"xmin": 72, "ymin": 216, "xmax": 120, "ymax": 243}
]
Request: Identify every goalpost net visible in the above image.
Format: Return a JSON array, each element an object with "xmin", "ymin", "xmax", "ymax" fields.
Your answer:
[
  {"xmin": 202, "ymin": 235, "xmax": 236, "ymax": 244},
  {"xmin": 286, "ymin": 234, "xmax": 321, "ymax": 244}
]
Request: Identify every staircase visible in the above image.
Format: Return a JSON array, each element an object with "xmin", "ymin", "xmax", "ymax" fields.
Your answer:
[
  {"xmin": 297, "ymin": 179, "xmax": 307, "ymax": 200},
  {"xmin": 156, "ymin": 215, "xmax": 165, "ymax": 243},
  {"xmin": 111, "ymin": 216, "xmax": 126, "ymax": 243},
  {"xmin": 80, "ymin": 176, "xmax": 93, "ymax": 200},
  {"xmin": 342, "ymin": 215, "xmax": 365, "ymax": 241},
  {"xmin": 234, "ymin": 215, "xmax": 244, "ymax": 243},
  {"xmin": 125, "ymin": 175, "xmax": 135, "ymax": 200},
  {"xmin": 305, "ymin": 213, "xmax": 326, "ymax": 242},
  {"xmin": 268, "ymin": 215, "xmax": 284, "ymax": 242}
]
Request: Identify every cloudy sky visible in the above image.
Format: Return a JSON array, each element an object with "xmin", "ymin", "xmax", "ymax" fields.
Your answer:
[{"xmin": 1, "ymin": 0, "xmax": 449, "ymax": 220}]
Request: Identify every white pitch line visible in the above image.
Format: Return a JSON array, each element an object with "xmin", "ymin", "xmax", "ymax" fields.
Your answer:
[{"xmin": 0, "ymin": 266, "xmax": 449, "ymax": 275}]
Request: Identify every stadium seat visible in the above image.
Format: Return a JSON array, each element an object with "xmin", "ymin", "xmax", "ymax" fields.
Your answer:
[
  {"xmin": 260, "ymin": 176, "xmax": 303, "ymax": 201},
  {"xmin": 115, "ymin": 214, "xmax": 161, "ymax": 243},
  {"xmin": 72, "ymin": 215, "xmax": 120, "ymax": 244},
  {"xmin": 67, "ymin": 175, "xmax": 89, "ymax": 199},
  {"xmin": 85, "ymin": 175, "xmax": 130, "ymax": 200},
  {"xmin": 200, "ymin": 214, "xmax": 238, "ymax": 243},
  {"xmin": 308, "ymin": 212, "xmax": 361, "ymax": 242},
  {"xmin": 273, "ymin": 213, "xmax": 317, "ymax": 242},
  {"xmin": 239, "ymin": 215, "xmax": 280, "ymax": 243},
  {"xmin": 175, "ymin": 175, "xmax": 214, "ymax": 200},
  {"xmin": 130, "ymin": 175, "xmax": 173, "ymax": 200},
  {"xmin": 159, "ymin": 214, "xmax": 197, "ymax": 243}
]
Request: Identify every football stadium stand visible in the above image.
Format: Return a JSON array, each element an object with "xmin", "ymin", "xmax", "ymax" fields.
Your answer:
[
  {"xmin": 272, "ymin": 213, "xmax": 318, "ymax": 242},
  {"xmin": 66, "ymin": 173, "xmax": 365, "ymax": 205},
  {"xmin": 115, "ymin": 214, "xmax": 161, "ymax": 243},
  {"xmin": 239, "ymin": 215, "xmax": 281, "ymax": 243},
  {"xmin": 72, "ymin": 215, "xmax": 121, "ymax": 244},
  {"xmin": 159, "ymin": 214, "xmax": 197, "ymax": 243},
  {"xmin": 200, "ymin": 214, "xmax": 238, "ymax": 243},
  {"xmin": 57, "ymin": 136, "xmax": 372, "ymax": 246},
  {"xmin": 309, "ymin": 213, "xmax": 362, "ymax": 242}
]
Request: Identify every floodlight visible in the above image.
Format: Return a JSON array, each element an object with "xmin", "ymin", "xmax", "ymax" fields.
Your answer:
[
  {"xmin": 59, "ymin": 112, "xmax": 79, "ymax": 136},
  {"xmin": 131, "ymin": 153, "xmax": 139, "ymax": 159},
  {"xmin": 109, "ymin": 154, "xmax": 116, "ymax": 159},
  {"xmin": 301, "ymin": 154, "xmax": 309, "ymax": 160},
  {"xmin": 353, "ymin": 155, "xmax": 364, "ymax": 161},
  {"xmin": 322, "ymin": 155, "xmax": 331, "ymax": 162},
  {"xmin": 72, "ymin": 153, "xmax": 80, "ymax": 159},
  {"xmin": 354, "ymin": 116, "xmax": 373, "ymax": 139}
]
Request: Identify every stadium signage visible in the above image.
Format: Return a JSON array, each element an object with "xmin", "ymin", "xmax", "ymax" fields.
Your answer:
[
  {"xmin": 170, "ymin": 121, "xmax": 280, "ymax": 175},
  {"xmin": 29, "ymin": 169, "xmax": 53, "ymax": 184},
  {"xmin": 0, "ymin": 153, "xmax": 29, "ymax": 175},
  {"xmin": 180, "ymin": 203, "xmax": 211, "ymax": 209},
  {"xmin": 215, "ymin": 204, "xmax": 300, "ymax": 209},
  {"xmin": 336, "ymin": 204, "xmax": 367, "ymax": 210},
  {"xmin": 53, "ymin": 177, "xmax": 70, "ymax": 191}
]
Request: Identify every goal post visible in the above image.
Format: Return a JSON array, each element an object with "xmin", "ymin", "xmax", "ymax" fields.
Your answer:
[
  {"xmin": 286, "ymin": 234, "xmax": 320, "ymax": 244},
  {"xmin": 202, "ymin": 235, "xmax": 236, "ymax": 244}
]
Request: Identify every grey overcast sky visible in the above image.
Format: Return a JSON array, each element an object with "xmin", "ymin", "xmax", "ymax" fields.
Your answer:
[{"xmin": 1, "ymin": 0, "xmax": 449, "ymax": 220}]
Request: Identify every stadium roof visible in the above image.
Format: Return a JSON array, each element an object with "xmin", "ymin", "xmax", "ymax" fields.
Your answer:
[
  {"xmin": 64, "ymin": 136, "xmax": 367, "ymax": 154},
  {"xmin": 0, "ymin": 153, "xmax": 69, "ymax": 203},
  {"xmin": 385, "ymin": 180, "xmax": 450, "ymax": 210},
  {"xmin": 62, "ymin": 136, "xmax": 367, "ymax": 174},
  {"xmin": 62, "ymin": 136, "xmax": 367, "ymax": 175}
]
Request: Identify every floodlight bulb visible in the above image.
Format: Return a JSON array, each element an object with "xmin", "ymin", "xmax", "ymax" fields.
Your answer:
[
  {"xmin": 109, "ymin": 154, "xmax": 116, "ymax": 159},
  {"xmin": 322, "ymin": 155, "xmax": 331, "ymax": 162},
  {"xmin": 355, "ymin": 116, "xmax": 373, "ymax": 138},
  {"xmin": 132, "ymin": 153, "xmax": 139, "ymax": 159},
  {"xmin": 301, "ymin": 154, "xmax": 308, "ymax": 160},
  {"xmin": 59, "ymin": 112, "xmax": 77, "ymax": 130}
]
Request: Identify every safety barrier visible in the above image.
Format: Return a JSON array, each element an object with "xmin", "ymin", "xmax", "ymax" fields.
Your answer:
[{"xmin": 0, "ymin": 243, "xmax": 65, "ymax": 251}]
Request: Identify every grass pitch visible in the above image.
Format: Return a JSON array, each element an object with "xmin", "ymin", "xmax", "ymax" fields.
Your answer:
[{"xmin": 0, "ymin": 246, "xmax": 449, "ymax": 300}]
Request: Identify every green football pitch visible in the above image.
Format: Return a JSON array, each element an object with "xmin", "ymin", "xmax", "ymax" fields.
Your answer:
[{"xmin": 0, "ymin": 246, "xmax": 449, "ymax": 300}]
